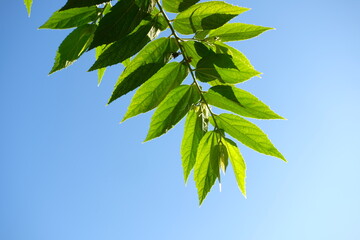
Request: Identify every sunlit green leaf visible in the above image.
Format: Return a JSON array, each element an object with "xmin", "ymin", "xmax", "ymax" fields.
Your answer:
[
  {"xmin": 211, "ymin": 113, "xmax": 286, "ymax": 161},
  {"xmin": 50, "ymin": 24, "xmax": 96, "ymax": 74},
  {"xmin": 122, "ymin": 58, "xmax": 131, "ymax": 68},
  {"xmin": 39, "ymin": 6, "xmax": 100, "ymax": 29},
  {"xmin": 223, "ymin": 138, "xmax": 246, "ymax": 197},
  {"xmin": 208, "ymin": 23, "xmax": 273, "ymax": 42},
  {"xmin": 145, "ymin": 85, "xmax": 200, "ymax": 142},
  {"xmin": 24, "ymin": 0, "xmax": 33, "ymax": 17},
  {"xmin": 123, "ymin": 62, "xmax": 188, "ymax": 121},
  {"xmin": 173, "ymin": 1, "xmax": 249, "ymax": 34},
  {"xmin": 194, "ymin": 131, "xmax": 222, "ymax": 205},
  {"xmin": 204, "ymin": 85, "xmax": 284, "ymax": 119},
  {"xmin": 35, "ymin": 0, "xmax": 285, "ymax": 204},
  {"xmin": 196, "ymin": 53, "xmax": 257, "ymax": 84},
  {"xmin": 163, "ymin": 0, "xmax": 199, "ymax": 13},
  {"xmin": 181, "ymin": 106, "xmax": 207, "ymax": 183},
  {"xmin": 108, "ymin": 37, "xmax": 178, "ymax": 103},
  {"xmin": 95, "ymin": 45, "xmax": 107, "ymax": 85}
]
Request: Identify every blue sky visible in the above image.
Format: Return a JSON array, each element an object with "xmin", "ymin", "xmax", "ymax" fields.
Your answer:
[{"xmin": 1, "ymin": 0, "xmax": 360, "ymax": 239}]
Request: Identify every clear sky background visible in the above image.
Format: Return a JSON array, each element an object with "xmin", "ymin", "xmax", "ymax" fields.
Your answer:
[{"xmin": 1, "ymin": 0, "xmax": 360, "ymax": 239}]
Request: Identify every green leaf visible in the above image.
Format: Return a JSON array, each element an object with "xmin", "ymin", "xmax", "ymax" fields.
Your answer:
[
  {"xmin": 218, "ymin": 142, "xmax": 228, "ymax": 175},
  {"xmin": 102, "ymin": 2, "xmax": 112, "ymax": 15},
  {"xmin": 195, "ymin": 42, "xmax": 261, "ymax": 84},
  {"xmin": 196, "ymin": 53, "xmax": 256, "ymax": 84},
  {"xmin": 211, "ymin": 113, "xmax": 286, "ymax": 161},
  {"xmin": 123, "ymin": 62, "xmax": 188, "ymax": 121},
  {"xmin": 194, "ymin": 131, "xmax": 222, "ymax": 205},
  {"xmin": 95, "ymin": 46, "xmax": 107, "ymax": 85},
  {"xmin": 145, "ymin": 85, "xmax": 200, "ymax": 142},
  {"xmin": 135, "ymin": 0, "xmax": 156, "ymax": 12},
  {"xmin": 204, "ymin": 85, "xmax": 284, "ymax": 119},
  {"xmin": 223, "ymin": 138, "xmax": 246, "ymax": 197},
  {"xmin": 60, "ymin": 0, "xmax": 110, "ymax": 11},
  {"xmin": 39, "ymin": 6, "xmax": 100, "ymax": 29},
  {"xmin": 181, "ymin": 106, "xmax": 207, "ymax": 183},
  {"xmin": 154, "ymin": 11, "xmax": 168, "ymax": 31},
  {"xmin": 181, "ymin": 40, "xmax": 254, "ymax": 85},
  {"xmin": 50, "ymin": 24, "xmax": 96, "ymax": 74},
  {"xmin": 207, "ymin": 23, "xmax": 273, "ymax": 42},
  {"xmin": 173, "ymin": 1, "xmax": 249, "ymax": 35},
  {"xmin": 181, "ymin": 41, "xmax": 213, "ymax": 67},
  {"xmin": 89, "ymin": 0, "xmax": 149, "ymax": 49},
  {"xmin": 210, "ymin": 42, "xmax": 261, "ymax": 83},
  {"xmin": 212, "ymin": 42, "xmax": 254, "ymax": 69},
  {"xmin": 108, "ymin": 37, "xmax": 178, "ymax": 103},
  {"xmin": 194, "ymin": 30, "xmax": 210, "ymax": 40},
  {"xmin": 163, "ymin": 0, "xmax": 199, "ymax": 13},
  {"xmin": 122, "ymin": 58, "xmax": 131, "ymax": 68},
  {"xmin": 24, "ymin": 0, "xmax": 33, "ymax": 17},
  {"xmin": 89, "ymin": 13, "xmax": 162, "ymax": 71}
]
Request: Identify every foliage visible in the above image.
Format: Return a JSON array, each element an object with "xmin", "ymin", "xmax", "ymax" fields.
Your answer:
[
  {"xmin": 25, "ymin": 0, "xmax": 286, "ymax": 205},
  {"xmin": 24, "ymin": 0, "xmax": 33, "ymax": 16}
]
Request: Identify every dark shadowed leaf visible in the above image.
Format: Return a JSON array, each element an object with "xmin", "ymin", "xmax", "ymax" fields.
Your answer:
[
  {"xmin": 123, "ymin": 62, "xmax": 188, "ymax": 121},
  {"xmin": 60, "ymin": 0, "xmax": 110, "ymax": 11},
  {"xmin": 89, "ymin": 12, "xmax": 165, "ymax": 71},
  {"xmin": 50, "ymin": 24, "xmax": 96, "ymax": 74},
  {"xmin": 89, "ymin": 0, "xmax": 149, "ymax": 49},
  {"xmin": 163, "ymin": 0, "xmax": 199, "ymax": 13},
  {"xmin": 135, "ymin": 0, "xmax": 156, "ymax": 12},
  {"xmin": 108, "ymin": 38, "xmax": 179, "ymax": 103},
  {"xmin": 145, "ymin": 85, "xmax": 200, "ymax": 142}
]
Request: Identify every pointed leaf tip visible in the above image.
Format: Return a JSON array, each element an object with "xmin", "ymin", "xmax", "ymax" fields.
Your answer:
[
  {"xmin": 123, "ymin": 62, "xmax": 188, "ymax": 122},
  {"xmin": 181, "ymin": 106, "xmax": 207, "ymax": 183},
  {"xmin": 208, "ymin": 23, "xmax": 274, "ymax": 42},
  {"xmin": 145, "ymin": 85, "xmax": 200, "ymax": 142},
  {"xmin": 24, "ymin": 0, "xmax": 33, "ymax": 17},
  {"xmin": 212, "ymin": 113, "xmax": 286, "ymax": 162},
  {"xmin": 194, "ymin": 131, "xmax": 223, "ymax": 204}
]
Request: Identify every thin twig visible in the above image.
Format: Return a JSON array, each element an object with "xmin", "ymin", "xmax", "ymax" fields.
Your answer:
[{"xmin": 155, "ymin": 0, "xmax": 221, "ymax": 130}]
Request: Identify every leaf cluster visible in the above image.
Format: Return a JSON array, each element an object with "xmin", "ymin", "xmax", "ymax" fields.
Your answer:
[{"xmin": 32, "ymin": 0, "xmax": 286, "ymax": 205}]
